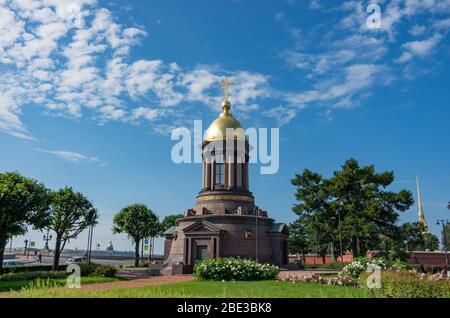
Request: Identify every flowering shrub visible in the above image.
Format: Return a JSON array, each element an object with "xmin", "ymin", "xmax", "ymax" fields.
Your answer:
[
  {"xmin": 339, "ymin": 258, "xmax": 412, "ymax": 279},
  {"xmin": 280, "ymin": 273, "xmax": 359, "ymax": 287},
  {"xmin": 360, "ymin": 270, "xmax": 450, "ymax": 298},
  {"xmin": 194, "ymin": 258, "xmax": 280, "ymax": 281}
]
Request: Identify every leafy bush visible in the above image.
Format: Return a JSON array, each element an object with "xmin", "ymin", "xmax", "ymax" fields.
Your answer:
[
  {"xmin": 281, "ymin": 273, "xmax": 359, "ymax": 287},
  {"xmin": 0, "ymin": 265, "xmax": 68, "ymax": 274},
  {"xmin": 0, "ymin": 271, "xmax": 68, "ymax": 282},
  {"xmin": 339, "ymin": 257, "xmax": 413, "ymax": 279},
  {"xmin": 194, "ymin": 258, "xmax": 280, "ymax": 281},
  {"xmin": 360, "ymin": 270, "xmax": 450, "ymax": 298},
  {"xmin": 78, "ymin": 262, "xmax": 116, "ymax": 277}
]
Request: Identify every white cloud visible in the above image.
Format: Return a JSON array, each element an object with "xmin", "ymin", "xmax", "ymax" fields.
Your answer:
[
  {"xmin": 434, "ymin": 18, "xmax": 450, "ymax": 29},
  {"xmin": 263, "ymin": 106, "xmax": 297, "ymax": 126},
  {"xmin": 180, "ymin": 67, "xmax": 220, "ymax": 105},
  {"xmin": 397, "ymin": 33, "xmax": 442, "ymax": 63},
  {"xmin": 325, "ymin": 64, "xmax": 380, "ymax": 101},
  {"xmin": 0, "ymin": 94, "xmax": 34, "ymax": 140},
  {"xmin": 308, "ymin": 0, "xmax": 321, "ymax": 10},
  {"xmin": 410, "ymin": 25, "xmax": 426, "ymax": 36},
  {"xmin": 229, "ymin": 71, "xmax": 270, "ymax": 111},
  {"xmin": 1, "ymin": 0, "xmax": 449, "ymax": 141},
  {"xmin": 131, "ymin": 107, "xmax": 164, "ymax": 122},
  {"xmin": 33, "ymin": 147, "xmax": 101, "ymax": 164}
]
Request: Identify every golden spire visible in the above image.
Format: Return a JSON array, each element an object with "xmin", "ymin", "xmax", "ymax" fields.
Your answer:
[
  {"xmin": 416, "ymin": 176, "xmax": 428, "ymax": 232},
  {"xmin": 219, "ymin": 77, "xmax": 234, "ymax": 112}
]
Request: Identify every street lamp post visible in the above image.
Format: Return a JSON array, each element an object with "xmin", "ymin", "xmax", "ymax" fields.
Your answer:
[
  {"xmin": 337, "ymin": 205, "xmax": 344, "ymax": 269},
  {"xmin": 337, "ymin": 201, "xmax": 344, "ymax": 268},
  {"xmin": 437, "ymin": 218, "xmax": 449, "ymax": 277},
  {"xmin": 23, "ymin": 239, "xmax": 28, "ymax": 256},
  {"xmin": 86, "ymin": 214, "xmax": 95, "ymax": 264},
  {"xmin": 43, "ymin": 229, "xmax": 52, "ymax": 251}
]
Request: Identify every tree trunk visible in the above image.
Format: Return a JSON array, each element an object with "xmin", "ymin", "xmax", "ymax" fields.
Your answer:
[
  {"xmin": 357, "ymin": 238, "xmax": 363, "ymax": 257},
  {"xmin": 149, "ymin": 237, "xmax": 153, "ymax": 262},
  {"xmin": 0, "ymin": 235, "xmax": 7, "ymax": 272},
  {"xmin": 134, "ymin": 239, "xmax": 140, "ymax": 267},
  {"xmin": 53, "ymin": 236, "xmax": 62, "ymax": 271},
  {"xmin": 385, "ymin": 241, "xmax": 390, "ymax": 260},
  {"xmin": 141, "ymin": 238, "xmax": 144, "ymax": 262},
  {"xmin": 352, "ymin": 237, "xmax": 358, "ymax": 257}
]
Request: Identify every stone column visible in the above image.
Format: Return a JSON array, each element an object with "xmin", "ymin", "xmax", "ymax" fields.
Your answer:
[
  {"xmin": 211, "ymin": 162, "xmax": 216, "ymax": 190},
  {"xmin": 205, "ymin": 163, "xmax": 211, "ymax": 189},
  {"xmin": 224, "ymin": 159, "xmax": 229, "ymax": 187},
  {"xmin": 228, "ymin": 154, "xmax": 235, "ymax": 189},
  {"xmin": 236, "ymin": 163, "xmax": 242, "ymax": 188},
  {"xmin": 244, "ymin": 163, "xmax": 249, "ymax": 190},
  {"xmin": 202, "ymin": 161, "xmax": 206, "ymax": 189}
]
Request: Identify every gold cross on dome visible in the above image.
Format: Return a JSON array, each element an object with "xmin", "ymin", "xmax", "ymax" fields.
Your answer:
[{"xmin": 219, "ymin": 77, "xmax": 234, "ymax": 102}]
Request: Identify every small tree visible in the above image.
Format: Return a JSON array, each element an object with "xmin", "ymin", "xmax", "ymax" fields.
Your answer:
[
  {"xmin": 291, "ymin": 169, "xmax": 339, "ymax": 262},
  {"xmin": 113, "ymin": 204, "xmax": 158, "ymax": 267},
  {"xmin": 0, "ymin": 172, "xmax": 50, "ymax": 271},
  {"xmin": 398, "ymin": 222, "xmax": 439, "ymax": 252},
  {"xmin": 288, "ymin": 219, "xmax": 309, "ymax": 263},
  {"xmin": 159, "ymin": 214, "xmax": 183, "ymax": 236},
  {"xmin": 49, "ymin": 187, "xmax": 98, "ymax": 270}
]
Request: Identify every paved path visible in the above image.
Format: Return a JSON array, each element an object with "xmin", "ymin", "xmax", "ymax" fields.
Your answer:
[{"xmin": 81, "ymin": 275, "xmax": 195, "ymax": 292}]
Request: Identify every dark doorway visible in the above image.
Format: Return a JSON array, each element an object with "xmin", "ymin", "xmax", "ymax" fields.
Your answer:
[{"xmin": 196, "ymin": 245, "xmax": 208, "ymax": 263}]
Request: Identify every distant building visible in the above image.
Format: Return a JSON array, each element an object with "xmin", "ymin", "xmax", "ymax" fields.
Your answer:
[{"xmin": 106, "ymin": 241, "xmax": 114, "ymax": 251}]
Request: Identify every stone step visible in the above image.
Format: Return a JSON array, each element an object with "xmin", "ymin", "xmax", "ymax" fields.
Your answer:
[
  {"xmin": 160, "ymin": 264, "xmax": 175, "ymax": 276},
  {"xmin": 116, "ymin": 268, "xmax": 153, "ymax": 278}
]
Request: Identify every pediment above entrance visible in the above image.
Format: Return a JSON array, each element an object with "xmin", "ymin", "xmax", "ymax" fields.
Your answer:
[{"xmin": 183, "ymin": 220, "xmax": 223, "ymax": 234}]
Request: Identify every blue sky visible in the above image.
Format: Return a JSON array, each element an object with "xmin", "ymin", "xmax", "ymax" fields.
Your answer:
[{"xmin": 1, "ymin": 0, "xmax": 449, "ymax": 253}]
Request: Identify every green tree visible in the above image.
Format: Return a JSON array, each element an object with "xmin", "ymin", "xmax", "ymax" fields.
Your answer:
[
  {"xmin": 113, "ymin": 204, "xmax": 158, "ymax": 267},
  {"xmin": 328, "ymin": 159, "xmax": 413, "ymax": 257},
  {"xmin": 398, "ymin": 222, "xmax": 439, "ymax": 252},
  {"xmin": 0, "ymin": 172, "xmax": 51, "ymax": 271},
  {"xmin": 291, "ymin": 169, "xmax": 337, "ymax": 262},
  {"xmin": 292, "ymin": 159, "xmax": 414, "ymax": 258},
  {"xmin": 48, "ymin": 187, "xmax": 98, "ymax": 270},
  {"xmin": 159, "ymin": 214, "xmax": 183, "ymax": 236},
  {"xmin": 288, "ymin": 218, "xmax": 309, "ymax": 262}
]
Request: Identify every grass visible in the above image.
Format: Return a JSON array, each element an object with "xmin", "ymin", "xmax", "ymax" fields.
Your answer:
[
  {"xmin": 0, "ymin": 277, "xmax": 121, "ymax": 292},
  {"xmin": 1, "ymin": 279, "xmax": 368, "ymax": 298}
]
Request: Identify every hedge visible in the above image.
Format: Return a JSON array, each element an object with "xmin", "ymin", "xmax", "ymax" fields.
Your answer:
[
  {"xmin": 194, "ymin": 258, "xmax": 280, "ymax": 281},
  {"xmin": 0, "ymin": 271, "xmax": 68, "ymax": 282},
  {"xmin": 1, "ymin": 263, "xmax": 116, "ymax": 278},
  {"xmin": 0, "ymin": 265, "xmax": 68, "ymax": 274}
]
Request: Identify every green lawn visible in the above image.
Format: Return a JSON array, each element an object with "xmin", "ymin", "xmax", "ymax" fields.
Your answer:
[
  {"xmin": 2, "ymin": 280, "xmax": 368, "ymax": 298},
  {"xmin": 0, "ymin": 277, "xmax": 120, "ymax": 292}
]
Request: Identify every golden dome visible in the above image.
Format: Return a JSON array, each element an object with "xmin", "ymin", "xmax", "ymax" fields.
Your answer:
[{"xmin": 204, "ymin": 101, "xmax": 246, "ymax": 142}]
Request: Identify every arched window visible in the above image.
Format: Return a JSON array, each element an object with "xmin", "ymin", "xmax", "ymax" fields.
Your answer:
[{"xmin": 215, "ymin": 154, "xmax": 224, "ymax": 186}]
